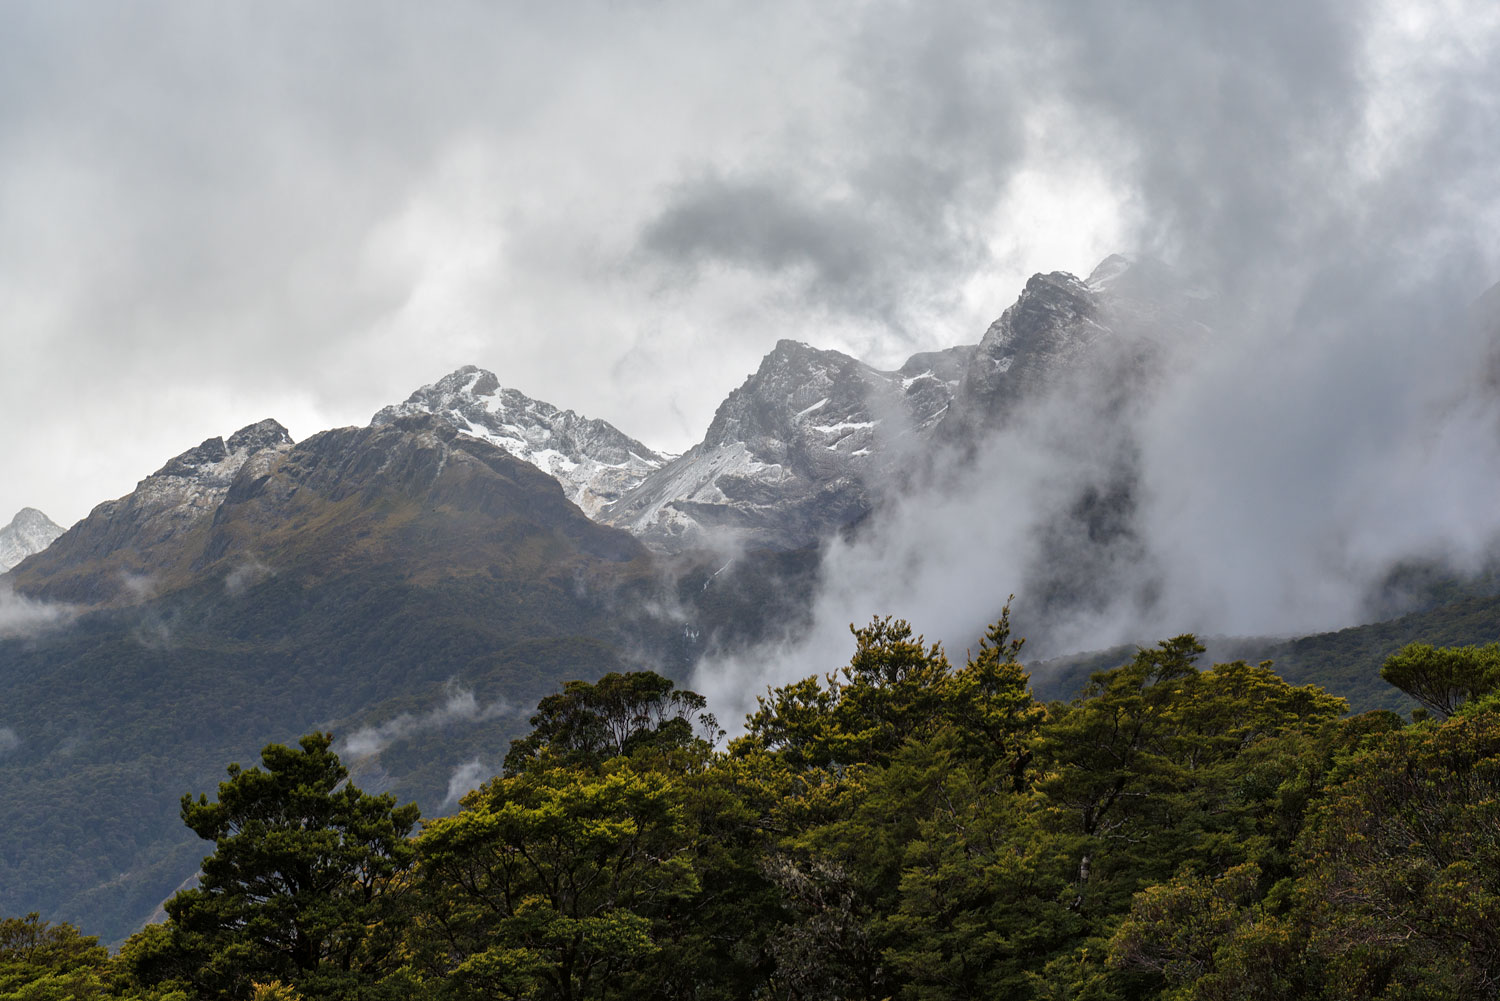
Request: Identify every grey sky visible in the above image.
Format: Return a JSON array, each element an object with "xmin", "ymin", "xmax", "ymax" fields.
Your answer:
[
  {"xmin": 4, "ymin": 0, "xmax": 1499, "ymax": 659},
  {"xmin": 0, "ymin": 1, "xmax": 1121, "ymax": 525}
]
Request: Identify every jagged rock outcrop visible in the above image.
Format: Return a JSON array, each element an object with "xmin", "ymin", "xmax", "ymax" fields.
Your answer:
[
  {"xmin": 7, "ymin": 420, "xmax": 294, "ymax": 603},
  {"xmin": 372, "ymin": 366, "xmax": 667, "ymax": 517},
  {"xmin": 600, "ymin": 340, "xmax": 971, "ymax": 552},
  {"xmin": 0, "ymin": 508, "xmax": 63, "ymax": 572},
  {"xmin": 938, "ymin": 254, "xmax": 1203, "ymax": 440},
  {"xmin": 948, "ymin": 269, "xmax": 1111, "ymax": 433},
  {"xmin": 936, "ymin": 254, "xmax": 1211, "ymax": 633}
]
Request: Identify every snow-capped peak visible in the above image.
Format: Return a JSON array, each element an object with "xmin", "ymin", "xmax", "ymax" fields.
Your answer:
[
  {"xmin": 372, "ymin": 366, "xmax": 668, "ymax": 517},
  {"xmin": 600, "ymin": 339, "xmax": 972, "ymax": 552},
  {"xmin": 0, "ymin": 508, "xmax": 64, "ymax": 573}
]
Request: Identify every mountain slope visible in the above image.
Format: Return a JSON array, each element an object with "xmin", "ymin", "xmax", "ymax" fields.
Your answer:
[
  {"xmin": 0, "ymin": 507, "xmax": 63, "ymax": 572},
  {"xmin": 10, "ymin": 420, "xmax": 294, "ymax": 603},
  {"xmin": 1032, "ymin": 589, "xmax": 1500, "ymax": 719},
  {"xmin": 0, "ymin": 413, "xmax": 679, "ymax": 943}
]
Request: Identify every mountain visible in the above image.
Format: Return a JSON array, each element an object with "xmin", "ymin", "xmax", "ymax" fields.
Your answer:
[
  {"xmin": 601, "ymin": 339, "xmax": 972, "ymax": 551},
  {"xmin": 357, "ymin": 257, "xmax": 1183, "ymax": 564},
  {"xmin": 373, "ymin": 365, "xmax": 668, "ymax": 517},
  {"xmin": 0, "ymin": 412, "xmax": 681, "ymax": 942},
  {"xmin": 926, "ymin": 256, "xmax": 1214, "ymax": 641},
  {"xmin": 593, "ymin": 255, "xmax": 1199, "ymax": 561},
  {"xmin": 4, "ymin": 253, "xmax": 1421, "ymax": 951},
  {"xmin": 0, "ymin": 507, "xmax": 63, "ymax": 572},
  {"xmin": 11, "ymin": 419, "xmax": 294, "ymax": 604},
  {"xmin": 942, "ymin": 255, "xmax": 1207, "ymax": 439}
]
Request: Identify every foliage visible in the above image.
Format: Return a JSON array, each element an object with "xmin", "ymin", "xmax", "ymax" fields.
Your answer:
[
  {"xmin": 129, "ymin": 734, "xmax": 419, "ymax": 1000},
  {"xmin": 738, "ymin": 610, "xmax": 1036, "ymax": 771},
  {"xmin": 1295, "ymin": 707, "xmax": 1500, "ymax": 999},
  {"xmin": 412, "ymin": 758, "xmax": 699, "ymax": 1000},
  {"xmin": 502, "ymin": 670, "xmax": 721, "ymax": 775},
  {"xmin": 12, "ymin": 625, "xmax": 1500, "ymax": 1001},
  {"xmin": 1379, "ymin": 641, "xmax": 1500, "ymax": 718},
  {"xmin": 0, "ymin": 914, "xmax": 113, "ymax": 1000}
]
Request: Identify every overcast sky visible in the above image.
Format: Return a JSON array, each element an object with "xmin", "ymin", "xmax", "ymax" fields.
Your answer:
[{"xmin": 3, "ymin": 0, "xmax": 1499, "ymax": 536}]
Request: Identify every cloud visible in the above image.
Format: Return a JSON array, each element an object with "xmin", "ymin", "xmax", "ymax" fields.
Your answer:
[
  {"xmin": 633, "ymin": 1, "xmax": 1054, "ymax": 342},
  {"xmin": 0, "ymin": 585, "xmax": 78, "ymax": 640},
  {"xmin": 224, "ymin": 557, "xmax": 273, "ymax": 597},
  {"xmin": 0, "ymin": 727, "xmax": 19, "ymax": 754},
  {"xmin": 680, "ymin": 0, "xmax": 1500, "ymax": 727},
  {"xmin": 0, "ymin": 1, "xmax": 1132, "ymax": 526},
  {"xmin": 3, "ymin": 0, "xmax": 1499, "ymax": 726},
  {"xmin": 442, "ymin": 759, "xmax": 490, "ymax": 808},
  {"xmin": 339, "ymin": 687, "xmax": 514, "ymax": 760},
  {"xmin": 698, "ymin": 261, "xmax": 1500, "ymax": 725}
]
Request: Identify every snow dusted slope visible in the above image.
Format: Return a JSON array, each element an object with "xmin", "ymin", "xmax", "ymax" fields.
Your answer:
[
  {"xmin": 370, "ymin": 258, "xmax": 1193, "ymax": 557},
  {"xmin": 9, "ymin": 420, "xmax": 294, "ymax": 603},
  {"xmin": 601, "ymin": 340, "xmax": 971, "ymax": 552},
  {"xmin": 0, "ymin": 508, "xmax": 63, "ymax": 572},
  {"xmin": 372, "ymin": 366, "xmax": 668, "ymax": 517}
]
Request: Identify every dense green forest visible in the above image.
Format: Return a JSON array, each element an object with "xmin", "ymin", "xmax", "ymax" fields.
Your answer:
[{"xmin": 7, "ymin": 615, "xmax": 1500, "ymax": 1001}]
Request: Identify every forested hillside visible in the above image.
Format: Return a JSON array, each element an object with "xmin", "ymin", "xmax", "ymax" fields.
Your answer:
[
  {"xmin": 8, "ymin": 617, "xmax": 1500, "ymax": 1000},
  {"xmin": 1033, "ymin": 585, "xmax": 1500, "ymax": 715}
]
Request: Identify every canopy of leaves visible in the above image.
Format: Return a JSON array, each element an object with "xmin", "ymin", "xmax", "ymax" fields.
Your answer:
[
  {"xmin": 1379, "ymin": 641, "xmax": 1500, "ymax": 718},
  {"xmin": 127, "ymin": 733, "xmax": 419, "ymax": 1000},
  {"xmin": 503, "ymin": 671, "xmax": 721, "ymax": 775},
  {"xmin": 11, "ymin": 624, "xmax": 1500, "ymax": 1001}
]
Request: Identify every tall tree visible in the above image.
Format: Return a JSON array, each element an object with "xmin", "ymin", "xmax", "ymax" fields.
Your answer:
[
  {"xmin": 0, "ymin": 913, "xmax": 116, "ymax": 1001},
  {"xmin": 1294, "ymin": 707, "xmax": 1500, "ymax": 999},
  {"xmin": 503, "ymin": 671, "xmax": 720, "ymax": 775},
  {"xmin": 131, "ymin": 733, "xmax": 419, "ymax": 1000},
  {"xmin": 1380, "ymin": 642, "xmax": 1500, "ymax": 719},
  {"xmin": 412, "ymin": 760, "xmax": 699, "ymax": 1001}
]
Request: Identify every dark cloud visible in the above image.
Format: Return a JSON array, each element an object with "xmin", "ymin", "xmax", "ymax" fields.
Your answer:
[
  {"xmin": 636, "ymin": 0, "xmax": 1036, "ymax": 335},
  {"xmin": 641, "ymin": 177, "xmax": 875, "ymax": 293}
]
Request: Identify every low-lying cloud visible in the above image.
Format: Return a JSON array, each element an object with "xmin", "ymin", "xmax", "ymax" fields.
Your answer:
[
  {"xmin": 442, "ymin": 758, "xmax": 490, "ymax": 808},
  {"xmin": 340, "ymin": 687, "xmax": 514, "ymax": 760},
  {"xmin": 695, "ymin": 275, "xmax": 1500, "ymax": 725},
  {"xmin": 0, "ymin": 585, "xmax": 78, "ymax": 640},
  {"xmin": 224, "ymin": 557, "xmax": 274, "ymax": 597}
]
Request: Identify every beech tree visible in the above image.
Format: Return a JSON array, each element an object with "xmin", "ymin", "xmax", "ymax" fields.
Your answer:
[
  {"xmin": 503, "ymin": 671, "xmax": 720, "ymax": 775},
  {"xmin": 1380, "ymin": 642, "xmax": 1500, "ymax": 719},
  {"xmin": 412, "ymin": 761, "xmax": 699, "ymax": 1001},
  {"xmin": 132, "ymin": 733, "xmax": 419, "ymax": 1000},
  {"xmin": 0, "ymin": 913, "xmax": 117, "ymax": 1000}
]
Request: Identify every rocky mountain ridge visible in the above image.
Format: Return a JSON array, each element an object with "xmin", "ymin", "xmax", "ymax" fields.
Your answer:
[
  {"xmin": 372, "ymin": 366, "xmax": 668, "ymax": 517},
  {"xmin": 0, "ymin": 507, "xmax": 63, "ymax": 572},
  {"xmin": 349, "ymin": 255, "xmax": 1194, "ymax": 556},
  {"xmin": 598, "ymin": 339, "xmax": 973, "ymax": 551},
  {"xmin": 593, "ymin": 254, "xmax": 1200, "ymax": 555},
  {"xmin": 10, "ymin": 255, "xmax": 1192, "ymax": 603},
  {"xmin": 9, "ymin": 419, "xmax": 294, "ymax": 603}
]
